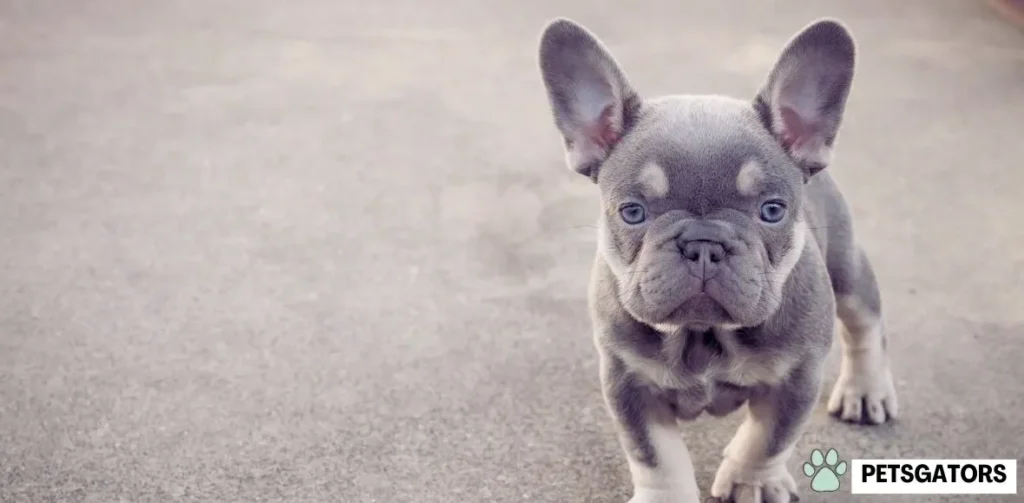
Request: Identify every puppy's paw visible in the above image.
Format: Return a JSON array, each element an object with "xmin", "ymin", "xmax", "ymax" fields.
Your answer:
[
  {"xmin": 827, "ymin": 349, "xmax": 898, "ymax": 425},
  {"xmin": 709, "ymin": 457, "xmax": 798, "ymax": 503},
  {"xmin": 628, "ymin": 487, "xmax": 701, "ymax": 503}
]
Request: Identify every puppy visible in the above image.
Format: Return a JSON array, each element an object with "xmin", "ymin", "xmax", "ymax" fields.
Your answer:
[{"xmin": 536, "ymin": 18, "xmax": 899, "ymax": 503}]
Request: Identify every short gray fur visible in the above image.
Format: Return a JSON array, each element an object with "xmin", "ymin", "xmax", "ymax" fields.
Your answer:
[{"xmin": 538, "ymin": 17, "xmax": 899, "ymax": 503}]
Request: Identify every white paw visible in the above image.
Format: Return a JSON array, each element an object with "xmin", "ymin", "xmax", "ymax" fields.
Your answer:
[
  {"xmin": 628, "ymin": 487, "xmax": 701, "ymax": 503},
  {"xmin": 709, "ymin": 456, "xmax": 798, "ymax": 503},
  {"xmin": 827, "ymin": 348, "xmax": 898, "ymax": 424}
]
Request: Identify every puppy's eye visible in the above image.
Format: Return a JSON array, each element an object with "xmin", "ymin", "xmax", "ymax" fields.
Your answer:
[
  {"xmin": 619, "ymin": 202, "xmax": 647, "ymax": 225},
  {"xmin": 759, "ymin": 201, "xmax": 787, "ymax": 223}
]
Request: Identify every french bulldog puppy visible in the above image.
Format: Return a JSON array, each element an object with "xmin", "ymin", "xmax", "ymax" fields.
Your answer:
[{"xmin": 537, "ymin": 18, "xmax": 899, "ymax": 503}]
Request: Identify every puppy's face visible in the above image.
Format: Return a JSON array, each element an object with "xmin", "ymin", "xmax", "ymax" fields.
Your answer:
[
  {"xmin": 596, "ymin": 98, "xmax": 806, "ymax": 329},
  {"xmin": 539, "ymin": 19, "xmax": 855, "ymax": 329}
]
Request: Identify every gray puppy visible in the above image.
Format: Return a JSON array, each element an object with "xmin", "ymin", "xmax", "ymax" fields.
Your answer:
[{"xmin": 537, "ymin": 18, "xmax": 899, "ymax": 503}]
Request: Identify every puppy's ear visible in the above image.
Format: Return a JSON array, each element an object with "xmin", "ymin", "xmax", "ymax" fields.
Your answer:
[
  {"xmin": 538, "ymin": 19, "xmax": 641, "ymax": 182},
  {"xmin": 755, "ymin": 19, "xmax": 855, "ymax": 179}
]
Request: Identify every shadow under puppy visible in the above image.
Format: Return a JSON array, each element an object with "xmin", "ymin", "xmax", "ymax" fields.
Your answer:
[{"xmin": 536, "ymin": 18, "xmax": 899, "ymax": 503}]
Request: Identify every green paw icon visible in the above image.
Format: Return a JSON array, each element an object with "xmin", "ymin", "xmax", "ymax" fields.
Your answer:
[{"xmin": 803, "ymin": 448, "xmax": 847, "ymax": 492}]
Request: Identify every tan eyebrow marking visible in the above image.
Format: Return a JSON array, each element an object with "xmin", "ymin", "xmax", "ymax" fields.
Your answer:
[
  {"xmin": 736, "ymin": 159, "xmax": 766, "ymax": 196},
  {"xmin": 638, "ymin": 162, "xmax": 670, "ymax": 199}
]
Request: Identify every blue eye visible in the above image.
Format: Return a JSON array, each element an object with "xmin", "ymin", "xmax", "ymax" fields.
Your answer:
[
  {"xmin": 759, "ymin": 201, "xmax": 787, "ymax": 223},
  {"xmin": 619, "ymin": 202, "xmax": 647, "ymax": 225}
]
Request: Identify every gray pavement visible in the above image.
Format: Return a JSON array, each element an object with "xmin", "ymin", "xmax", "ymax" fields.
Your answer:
[{"xmin": 2, "ymin": 1, "xmax": 1023, "ymax": 502}]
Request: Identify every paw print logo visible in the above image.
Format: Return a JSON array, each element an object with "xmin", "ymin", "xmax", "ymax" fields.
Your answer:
[{"xmin": 803, "ymin": 448, "xmax": 848, "ymax": 492}]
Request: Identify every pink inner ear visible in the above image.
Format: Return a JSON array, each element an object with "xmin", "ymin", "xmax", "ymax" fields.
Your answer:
[
  {"xmin": 584, "ymin": 104, "xmax": 620, "ymax": 150},
  {"xmin": 779, "ymin": 106, "xmax": 812, "ymax": 151}
]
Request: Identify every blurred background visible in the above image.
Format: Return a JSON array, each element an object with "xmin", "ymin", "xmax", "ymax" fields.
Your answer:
[{"xmin": 2, "ymin": 1, "xmax": 1022, "ymax": 502}]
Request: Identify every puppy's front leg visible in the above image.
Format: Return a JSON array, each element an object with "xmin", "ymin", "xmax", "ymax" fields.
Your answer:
[
  {"xmin": 600, "ymin": 353, "xmax": 701, "ymax": 503},
  {"xmin": 709, "ymin": 361, "xmax": 822, "ymax": 503}
]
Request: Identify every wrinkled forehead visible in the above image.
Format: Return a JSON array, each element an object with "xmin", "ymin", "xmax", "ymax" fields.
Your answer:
[{"xmin": 599, "ymin": 96, "xmax": 802, "ymax": 205}]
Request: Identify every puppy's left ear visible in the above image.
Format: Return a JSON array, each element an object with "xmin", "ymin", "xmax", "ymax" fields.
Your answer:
[
  {"xmin": 538, "ymin": 19, "xmax": 642, "ymax": 182},
  {"xmin": 755, "ymin": 19, "xmax": 856, "ymax": 179}
]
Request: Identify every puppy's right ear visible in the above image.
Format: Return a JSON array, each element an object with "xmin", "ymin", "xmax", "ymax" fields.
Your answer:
[
  {"xmin": 538, "ymin": 19, "xmax": 641, "ymax": 182},
  {"xmin": 754, "ymin": 19, "xmax": 856, "ymax": 180}
]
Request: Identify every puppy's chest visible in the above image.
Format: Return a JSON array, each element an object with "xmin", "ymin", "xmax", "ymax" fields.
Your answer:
[{"xmin": 626, "ymin": 328, "xmax": 791, "ymax": 420}]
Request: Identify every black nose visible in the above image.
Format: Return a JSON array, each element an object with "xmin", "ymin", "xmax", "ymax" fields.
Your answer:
[{"xmin": 679, "ymin": 240, "xmax": 726, "ymax": 264}]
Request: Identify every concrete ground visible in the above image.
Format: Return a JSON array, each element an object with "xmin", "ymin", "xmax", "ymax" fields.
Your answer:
[{"xmin": 2, "ymin": 0, "xmax": 1022, "ymax": 502}]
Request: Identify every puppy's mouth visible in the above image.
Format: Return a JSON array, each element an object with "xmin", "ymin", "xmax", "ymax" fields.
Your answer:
[{"xmin": 660, "ymin": 292, "xmax": 735, "ymax": 329}]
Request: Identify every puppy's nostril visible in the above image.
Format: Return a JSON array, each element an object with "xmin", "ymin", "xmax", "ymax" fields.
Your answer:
[
  {"xmin": 708, "ymin": 246, "xmax": 725, "ymax": 263},
  {"xmin": 680, "ymin": 242, "xmax": 702, "ymax": 262},
  {"xmin": 682, "ymin": 246, "xmax": 701, "ymax": 262}
]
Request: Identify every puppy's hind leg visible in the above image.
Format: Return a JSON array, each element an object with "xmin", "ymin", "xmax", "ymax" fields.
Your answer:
[{"xmin": 827, "ymin": 247, "xmax": 899, "ymax": 424}]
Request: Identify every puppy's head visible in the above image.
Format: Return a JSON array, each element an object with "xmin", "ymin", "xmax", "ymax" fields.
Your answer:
[{"xmin": 538, "ymin": 19, "xmax": 855, "ymax": 330}]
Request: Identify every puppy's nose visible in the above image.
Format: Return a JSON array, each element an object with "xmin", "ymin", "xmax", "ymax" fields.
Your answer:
[{"xmin": 679, "ymin": 240, "xmax": 726, "ymax": 265}]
